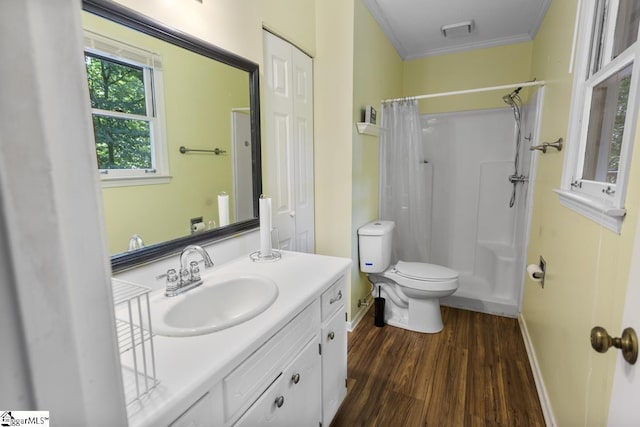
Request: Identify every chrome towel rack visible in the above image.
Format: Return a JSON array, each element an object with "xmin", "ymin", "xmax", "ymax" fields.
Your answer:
[
  {"xmin": 530, "ymin": 138, "xmax": 563, "ymax": 154},
  {"xmin": 179, "ymin": 145, "xmax": 227, "ymax": 155}
]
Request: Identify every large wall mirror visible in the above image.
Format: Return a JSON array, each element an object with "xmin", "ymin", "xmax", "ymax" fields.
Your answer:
[{"xmin": 82, "ymin": 0, "xmax": 262, "ymax": 272}]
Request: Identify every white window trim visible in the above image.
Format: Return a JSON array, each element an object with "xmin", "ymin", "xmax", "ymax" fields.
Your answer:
[
  {"xmin": 84, "ymin": 30, "xmax": 170, "ymax": 187},
  {"xmin": 559, "ymin": 0, "xmax": 640, "ymax": 233}
]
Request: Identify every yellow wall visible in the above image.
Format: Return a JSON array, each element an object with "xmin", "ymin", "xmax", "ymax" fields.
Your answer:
[
  {"xmin": 350, "ymin": 0, "xmax": 403, "ymax": 319},
  {"xmin": 524, "ymin": 0, "xmax": 639, "ymax": 423},
  {"xmin": 403, "ymin": 41, "xmax": 534, "ymax": 114},
  {"xmin": 314, "ymin": 0, "xmax": 354, "ymax": 262},
  {"xmin": 83, "ymin": 13, "xmax": 247, "ymax": 254}
]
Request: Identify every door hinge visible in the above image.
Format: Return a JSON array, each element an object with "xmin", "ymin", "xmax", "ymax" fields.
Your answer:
[
  {"xmin": 345, "ymin": 311, "xmax": 347, "ymax": 322},
  {"xmin": 318, "ymin": 343, "xmax": 322, "ymax": 355},
  {"xmin": 345, "ymin": 378, "xmax": 348, "ymax": 388}
]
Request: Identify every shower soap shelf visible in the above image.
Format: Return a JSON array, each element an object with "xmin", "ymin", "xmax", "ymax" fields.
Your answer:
[
  {"xmin": 112, "ymin": 278, "xmax": 159, "ymax": 409},
  {"xmin": 356, "ymin": 122, "xmax": 379, "ymax": 137}
]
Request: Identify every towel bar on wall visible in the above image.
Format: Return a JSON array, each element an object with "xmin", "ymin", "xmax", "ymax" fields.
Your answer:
[{"xmin": 179, "ymin": 145, "xmax": 227, "ymax": 155}]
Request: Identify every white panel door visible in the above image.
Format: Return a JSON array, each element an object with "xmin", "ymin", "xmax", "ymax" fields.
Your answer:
[
  {"xmin": 263, "ymin": 31, "xmax": 314, "ymax": 253},
  {"xmin": 264, "ymin": 31, "xmax": 295, "ymax": 250},
  {"xmin": 292, "ymin": 47, "xmax": 314, "ymax": 253}
]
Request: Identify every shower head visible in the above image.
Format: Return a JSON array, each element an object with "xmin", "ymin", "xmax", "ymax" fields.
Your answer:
[{"xmin": 502, "ymin": 86, "xmax": 522, "ymax": 105}]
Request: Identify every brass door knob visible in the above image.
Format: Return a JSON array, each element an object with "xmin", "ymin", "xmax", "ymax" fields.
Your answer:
[{"xmin": 590, "ymin": 326, "xmax": 638, "ymax": 365}]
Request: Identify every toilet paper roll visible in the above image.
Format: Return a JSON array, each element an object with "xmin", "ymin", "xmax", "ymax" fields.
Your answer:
[
  {"xmin": 527, "ymin": 264, "xmax": 544, "ymax": 282},
  {"xmin": 191, "ymin": 222, "xmax": 205, "ymax": 233},
  {"xmin": 218, "ymin": 193, "xmax": 229, "ymax": 226}
]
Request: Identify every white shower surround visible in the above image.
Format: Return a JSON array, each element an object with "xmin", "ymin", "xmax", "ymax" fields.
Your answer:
[{"xmin": 421, "ymin": 91, "xmax": 542, "ymax": 317}]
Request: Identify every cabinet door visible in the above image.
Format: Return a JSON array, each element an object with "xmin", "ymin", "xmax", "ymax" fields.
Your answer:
[
  {"xmin": 321, "ymin": 308, "xmax": 347, "ymax": 425},
  {"xmin": 233, "ymin": 337, "xmax": 321, "ymax": 427}
]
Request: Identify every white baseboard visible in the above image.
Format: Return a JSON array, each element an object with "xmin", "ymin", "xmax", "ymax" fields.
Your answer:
[
  {"xmin": 518, "ymin": 314, "xmax": 556, "ymax": 427},
  {"xmin": 347, "ymin": 299, "xmax": 372, "ymax": 332}
]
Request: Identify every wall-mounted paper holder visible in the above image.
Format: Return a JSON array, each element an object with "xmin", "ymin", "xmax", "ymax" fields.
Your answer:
[
  {"xmin": 527, "ymin": 256, "xmax": 546, "ymax": 288},
  {"xmin": 535, "ymin": 256, "xmax": 546, "ymax": 288}
]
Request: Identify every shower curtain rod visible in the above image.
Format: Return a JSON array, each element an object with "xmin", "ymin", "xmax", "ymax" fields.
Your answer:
[{"xmin": 381, "ymin": 80, "xmax": 546, "ymax": 103}]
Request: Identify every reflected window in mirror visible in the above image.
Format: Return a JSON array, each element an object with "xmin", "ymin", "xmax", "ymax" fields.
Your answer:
[{"xmin": 85, "ymin": 31, "xmax": 169, "ymax": 186}]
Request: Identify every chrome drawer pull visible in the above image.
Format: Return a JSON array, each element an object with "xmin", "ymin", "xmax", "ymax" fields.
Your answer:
[
  {"xmin": 328, "ymin": 331, "xmax": 335, "ymax": 340},
  {"xmin": 329, "ymin": 290, "xmax": 342, "ymax": 304},
  {"xmin": 291, "ymin": 373, "xmax": 300, "ymax": 384}
]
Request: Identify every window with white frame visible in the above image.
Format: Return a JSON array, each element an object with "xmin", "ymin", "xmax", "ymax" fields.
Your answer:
[
  {"xmin": 84, "ymin": 31, "xmax": 169, "ymax": 187},
  {"xmin": 559, "ymin": 0, "xmax": 640, "ymax": 232}
]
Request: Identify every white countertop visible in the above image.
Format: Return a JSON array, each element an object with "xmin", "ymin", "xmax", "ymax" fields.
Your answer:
[{"xmin": 123, "ymin": 250, "xmax": 351, "ymax": 427}]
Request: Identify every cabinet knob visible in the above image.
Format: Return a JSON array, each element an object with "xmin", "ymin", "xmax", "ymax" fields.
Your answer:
[
  {"xmin": 329, "ymin": 290, "xmax": 342, "ymax": 304},
  {"xmin": 328, "ymin": 331, "xmax": 335, "ymax": 340},
  {"xmin": 291, "ymin": 373, "xmax": 300, "ymax": 384},
  {"xmin": 274, "ymin": 395, "xmax": 285, "ymax": 408}
]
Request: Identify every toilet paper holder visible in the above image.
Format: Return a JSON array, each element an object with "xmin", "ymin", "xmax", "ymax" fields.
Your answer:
[
  {"xmin": 535, "ymin": 256, "xmax": 546, "ymax": 288},
  {"xmin": 527, "ymin": 256, "xmax": 547, "ymax": 288}
]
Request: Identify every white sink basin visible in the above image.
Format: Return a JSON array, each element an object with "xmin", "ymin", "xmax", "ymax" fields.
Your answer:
[{"xmin": 150, "ymin": 275, "xmax": 279, "ymax": 337}]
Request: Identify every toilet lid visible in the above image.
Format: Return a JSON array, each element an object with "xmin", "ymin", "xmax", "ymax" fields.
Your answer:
[{"xmin": 394, "ymin": 261, "xmax": 458, "ymax": 281}]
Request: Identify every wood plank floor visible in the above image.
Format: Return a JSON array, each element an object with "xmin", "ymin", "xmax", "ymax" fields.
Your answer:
[{"xmin": 331, "ymin": 306, "xmax": 545, "ymax": 427}]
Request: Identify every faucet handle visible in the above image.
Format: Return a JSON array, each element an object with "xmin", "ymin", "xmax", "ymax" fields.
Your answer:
[
  {"xmin": 189, "ymin": 261, "xmax": 201, "ymax": 282},
  {"xmin": 157, "ymin": 268, "xmax": 180, "ymax": 295},
  {"xmin": 156, "ymin": 268, "xmax": 179, "ymax": 282}
]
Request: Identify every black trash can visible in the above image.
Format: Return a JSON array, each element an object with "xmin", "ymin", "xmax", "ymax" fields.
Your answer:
[{"xmin": 374, "ymin": 286, "xmax": 385, "ymax": 327}]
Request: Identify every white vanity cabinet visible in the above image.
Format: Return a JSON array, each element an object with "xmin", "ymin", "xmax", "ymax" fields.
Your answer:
[{"xmin": 320, "ymin": 276, "xmax": 347, "ymax": 425}]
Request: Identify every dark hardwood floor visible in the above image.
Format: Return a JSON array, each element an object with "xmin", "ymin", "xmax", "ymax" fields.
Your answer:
[{"xmin": 331, "ymin": 306, "xmax": 545, "ymax": 427}]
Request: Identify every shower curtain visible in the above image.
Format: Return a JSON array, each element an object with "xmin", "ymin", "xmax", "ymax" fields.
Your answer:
[{"xmin": 380, "ymin": 99, "xmax": 430, "ymax": 263}]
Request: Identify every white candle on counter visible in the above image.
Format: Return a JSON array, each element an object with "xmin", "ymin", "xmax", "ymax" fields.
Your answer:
[
  {"xmin": 218, "ymin": 192, "xmax": 229, "ymax": 226},
  {"xmin": 259, "ymin": 196, "xmax": 272, "ymax": 257}
]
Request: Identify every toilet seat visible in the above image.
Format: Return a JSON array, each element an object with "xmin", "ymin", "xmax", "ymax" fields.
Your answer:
[
  {"xmin": 393, "ymin": 261, "xmax": 458, "ymax": 281},
  {"xmin": 384, "ymin": 261, "xmax": 459, "ymax": 292}
]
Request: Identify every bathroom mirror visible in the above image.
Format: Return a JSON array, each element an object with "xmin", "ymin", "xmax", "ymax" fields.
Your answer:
[{"xmin": 82, "ymin": 0, "xmax": 262, "ymax": 272}]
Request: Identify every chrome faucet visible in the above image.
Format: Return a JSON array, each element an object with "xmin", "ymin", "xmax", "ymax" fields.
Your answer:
[{"xmin": 157, "ymin": 245, "xmax": 214, "ymax": 297}]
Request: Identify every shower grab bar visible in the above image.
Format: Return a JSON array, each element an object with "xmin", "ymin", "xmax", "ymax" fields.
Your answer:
[{"xmin": 530, "ymin": 138, "xmax": 563, "ymax": 154}]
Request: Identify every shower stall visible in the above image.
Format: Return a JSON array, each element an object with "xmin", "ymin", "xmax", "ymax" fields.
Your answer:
[{"xmin": 420, "ymin": 88, "xmax": 544, "ymax": 316}]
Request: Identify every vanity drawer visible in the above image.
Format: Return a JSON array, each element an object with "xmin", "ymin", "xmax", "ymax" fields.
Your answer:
[
  {"xmin": 223, "ymin": 300, "xmax": 320, "ymax": 423},
  {"xmin": 321, "ymin": 275, "xmax": 345, "ymax": 321}
]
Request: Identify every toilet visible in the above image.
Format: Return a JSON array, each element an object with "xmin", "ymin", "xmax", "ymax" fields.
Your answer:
[{"xmin": 358, "ymin": 220, "xmax": 459, "ymax": 333}]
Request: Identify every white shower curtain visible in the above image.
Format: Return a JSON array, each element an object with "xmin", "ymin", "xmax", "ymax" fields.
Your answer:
[{"xmin": 380, "ymin": 99, "xmax": 430, "ymax": 263}]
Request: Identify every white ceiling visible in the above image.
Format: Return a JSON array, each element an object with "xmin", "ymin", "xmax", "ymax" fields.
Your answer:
[{"xmin": 363, "ymin": 0, "xmax": 552, "ymax": 60}]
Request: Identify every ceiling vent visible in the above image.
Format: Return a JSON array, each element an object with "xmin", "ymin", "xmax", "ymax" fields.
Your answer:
[{"xmin": 441, "ymin": 20, "xmax": 475, "ymax": 38}]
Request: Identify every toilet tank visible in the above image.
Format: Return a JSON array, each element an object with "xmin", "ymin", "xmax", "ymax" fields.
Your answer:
[{"xmin": 358, "ymin": 220, "xmax": 395, "ymax": 273}]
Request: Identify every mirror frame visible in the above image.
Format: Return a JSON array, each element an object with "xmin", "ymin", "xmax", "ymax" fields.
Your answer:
[{"xmin": 82, "ymin": 0, "xmax": 262, "ymax": 272}]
